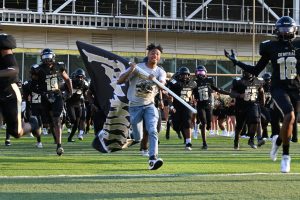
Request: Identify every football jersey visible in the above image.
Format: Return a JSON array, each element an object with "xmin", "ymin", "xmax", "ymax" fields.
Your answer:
[
  {"xmin": 193, "ymin": 77, "xmax": 215, "ymax": 107},
  {"xmin": 66, "ymin": 79, "xmax": 89, "ymax": 104},
  {"xmin": 22, "ymin": 80, "xmax": 42, "ymax": 104},
  {"xmin": 33, "ymin": 62, "xmax": 66, "ymax": 94},
  {"xmin": 236, "ymin": 39, "xmax": 300, "ymax": 90},
  {"xmin": 167, "ymin": 78, "xmax": 197, "ymax": 109},
  {"xmin": 0, "ymin": 54, "xmax": 19, "ymax": 90},
  {"xmin": 231, "ymin": 77, "xmax": 263, "ymax": 108},
  {"xmin": 260, "ymin": 39, "xmax": 300, "ymax": 90}
]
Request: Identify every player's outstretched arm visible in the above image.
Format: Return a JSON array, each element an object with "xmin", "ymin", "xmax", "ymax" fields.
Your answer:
[{"xmin": 224, "ymin": 49, "xmax": 268, "ymax": 77}]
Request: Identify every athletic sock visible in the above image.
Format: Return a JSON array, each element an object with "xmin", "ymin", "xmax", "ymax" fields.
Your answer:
[{"xmin": 282, "ymin": 144, "xmax": 290, "ymax": 155}]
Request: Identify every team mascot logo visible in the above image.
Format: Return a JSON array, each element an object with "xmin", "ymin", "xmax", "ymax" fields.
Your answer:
[{"xmin": 76, "ymin": 41, "xmax": 132, "ymax": 153}]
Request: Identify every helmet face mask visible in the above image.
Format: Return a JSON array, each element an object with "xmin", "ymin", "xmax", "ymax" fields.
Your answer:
[
  {"xmin": 195, "ymin": 65, "xmax": 207, "ymax": 79},
  {"xmin": 275, "ymin": 16, "xmax": 298, "ymax": 41},
  {"xmin": 74, "ymin": 68, "xmax": 86, "ymax": 86},
  {"xmin": 178, "ymin": 67, "xmax": 190, "ymax": 82},
  {"xmin": 41, "ymin": 48, "xmax": 55, "ymax": 64},
  {"xmin": 262, "ymin": 72, "xmax": 271, "ymax": 84}
]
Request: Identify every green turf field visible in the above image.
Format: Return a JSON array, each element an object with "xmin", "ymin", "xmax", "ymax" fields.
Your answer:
[{"xmin": 0, "ymin": 129, "xmax": 300, "ymax": 200}]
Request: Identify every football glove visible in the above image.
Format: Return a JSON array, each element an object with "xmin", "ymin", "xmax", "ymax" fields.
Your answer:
[{"xmin": 224, "ymin": 49, "xmax": 238, "ymax": 65}]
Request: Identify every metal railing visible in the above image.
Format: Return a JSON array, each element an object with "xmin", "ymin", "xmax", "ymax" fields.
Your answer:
[{"xmin": 0, "ymin": 10, "xmax": 281, "ymax": 36}]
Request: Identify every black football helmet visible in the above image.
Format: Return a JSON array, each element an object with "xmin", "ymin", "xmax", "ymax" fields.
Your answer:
[
  {"xmin": 195, "ymin": 65, "xmax": 207, "ymax": 78},
  {"xmin": 275, "ymin": 16, "xmax": 298, "ymax": 41},
  {"xmin": 75, "ymin": 68, "xmax": 86, "ymax": 79},
  {"xmin": 40, "ymin": 48, "xmax": 55, "ymax": 64},
  {"xmin": 178, "ymin": 67, "xmax": 190, "ymax": 75},
  {"xmin": 177, "ymin": 67, "xmax": 190, "ymax": 82},
  {"xmin": 262, "ymin": 72, "xmax": 271, "ymax": 81}
]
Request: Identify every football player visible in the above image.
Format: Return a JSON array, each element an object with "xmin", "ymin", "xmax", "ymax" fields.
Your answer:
[
  {"xmin": 65, "ymin": 68, "xmax": 89, "ymax": 142},
  {"xmin": 32, "ymin": 48, "xmax": 73, "ymax": 156},
  {"xmin": 167, "ymin": 67, "xmax": 197, "ymax": 150},
  {"xmin": 0, "ymin": 34, "xmax": 41, "ymax": 144},
  {"xmin": 225, "ymin": 16, "xmax": 300, "ymax": 173},
  {"xmin": 193, "ymin": 65, "xmax": 232, "ymax": 149},
  {"xmin": 230, "ymin": 70, "xmax": 265, "ymax": 150}
]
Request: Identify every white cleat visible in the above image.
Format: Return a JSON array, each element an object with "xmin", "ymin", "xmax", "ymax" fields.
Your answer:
[
  {"xmin": 281, "ymin": 155, "xmax": 291, "ymax": 173},
  {"xmin": 77, "ymin": 134, "xmax": 84, "ymax": 140},
  {"xmin": 42, "ymin": 128, "xmax": 48, "ymax": 135},
  {"xmin": 36, "ymin": 142, "xmax": 43, "ymax": 148},
  {"xmin": 140, "ymin": 150, "xmax": 149, "ymax": 157},
  {"xmin": 185, "ymin": 143, "xmax": 192, "ymax": 151},
  {"xmin": 270, "ymin": 135, "xmax": 280, "ymax": 161}
]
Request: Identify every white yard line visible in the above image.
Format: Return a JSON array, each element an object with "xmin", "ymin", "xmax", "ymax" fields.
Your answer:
[{"xmin": 0, "ymin": 172, "xmax": 299, "ymax": 179}]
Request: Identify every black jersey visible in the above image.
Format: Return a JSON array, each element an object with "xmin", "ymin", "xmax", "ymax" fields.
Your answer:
[
  {"xmin": 167, "ymin": 78, "xmax": 197, "ymax": 109},
  {"xmin": 231, "ymin": 77, "xmax": 263, "ymax": 108},
  {"xmin": 193, "ymin": 77, "xmax": 215, "ymax": 107},
  {"xmin": 66, "ymin": 79, "xmax": 89, "ymax": 105},
  {"xmin": 236, "ymin": 39, "xmax": 300, "ymax": 90},
  {"xmin": 0, "ymin": 54, "xmax": 19, "ymax": 90},
  {"xmin": 22, "ymin": 80, "xmax": 42, "ymax": 104},
  {"xmin": 33, "ymin": 62, "xmax": 66, "ymax": 94}
]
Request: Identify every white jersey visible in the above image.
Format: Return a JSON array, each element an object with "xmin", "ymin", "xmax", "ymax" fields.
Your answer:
[{"xmin": 126, "ymin": 62, "xmax": 166, "ymax": 107}]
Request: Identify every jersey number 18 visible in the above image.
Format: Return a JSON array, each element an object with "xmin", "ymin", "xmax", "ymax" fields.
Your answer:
[{"xmin": 277, "ymin": 57, "xmax": 297, "ymax": 80}]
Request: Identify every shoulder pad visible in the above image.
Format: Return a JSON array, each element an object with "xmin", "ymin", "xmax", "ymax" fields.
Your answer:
[
  {"xmin": 170, "ymin": 79, "xmax": 177, "ymax": 84},
  {"xmin": 191, "ymin": 80, "xmax": 197, "ymax": 87},
  {"xmin": 235, "ymin": 77, "xmax": 241, "ymax": 81},
  {"xmin": 207, "ymin": 77, "xmax": 214, "ymax": 83},
  {"xmin": 261, "ymin": 40, "xmax": 271, "ymax": 44},
  {"xmin": 56, "ymin": 62, "xmax": 66, "ymax": 72},
  {"xmin": 257, "ymin": 77, "xmax": 263, "ymax": 81},
  {"xmin": 259, "ymin": 40, "xmax": 275, "ymax": 56},
  {"xmin": 32, "ymin": 64, "xmax": 39, "ymax": 69}
]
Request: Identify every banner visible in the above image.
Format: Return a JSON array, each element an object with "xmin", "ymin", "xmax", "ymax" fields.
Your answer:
[{"xmin": 76, "ymin": 41, "xmax": 131, "ymax": 153}]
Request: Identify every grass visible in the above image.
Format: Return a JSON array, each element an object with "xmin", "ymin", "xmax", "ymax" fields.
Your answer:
[{"xmin": 0, "ymin": 128, "xmax": 300, "ymax": 199}]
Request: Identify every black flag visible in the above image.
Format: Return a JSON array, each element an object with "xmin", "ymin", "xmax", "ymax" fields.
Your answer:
[{"xmin": 76, "ymin": 41, "xmax": 131, "ymax": 153}]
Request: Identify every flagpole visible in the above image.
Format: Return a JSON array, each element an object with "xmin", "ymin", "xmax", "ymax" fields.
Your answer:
[
  {"xmin": 134, "ymin": 64, "xmax": 197, "ymax": 114},
  {"xmin": 145, "ymin": 0, "xmax": 149, "ymax": 55},
  {"xmin": 252, "ymin": 0, "xmax": 255, "ymax": 65}
]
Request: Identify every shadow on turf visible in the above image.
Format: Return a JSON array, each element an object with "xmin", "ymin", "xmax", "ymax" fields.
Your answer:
[{"xmin": 0, "ymin": 192, "xmax": 214, "ymax": 199}]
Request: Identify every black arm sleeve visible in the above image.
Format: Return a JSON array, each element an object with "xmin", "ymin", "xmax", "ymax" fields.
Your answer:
[
  {"xmin": 235, "ymin": 41, "xmax": 271, "ymax": 77},
  {"xmin": 235, "ymin": 56, "xmax": 269, "ymax": 77}
]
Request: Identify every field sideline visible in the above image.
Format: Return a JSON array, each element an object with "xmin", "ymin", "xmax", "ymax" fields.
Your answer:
[{"xmin": 0, "ymin": 129, "xmax": 300, "ymax": 199}]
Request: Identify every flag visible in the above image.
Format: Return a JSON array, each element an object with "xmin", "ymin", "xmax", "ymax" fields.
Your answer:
[{"xmin": 76, "ymin": 41, "xmax": 131, "ymax": 153}]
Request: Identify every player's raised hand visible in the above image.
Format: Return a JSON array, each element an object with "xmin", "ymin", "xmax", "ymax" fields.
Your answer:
[{"xmin": 224, "ymin": 49, "xmax": 238, "ymax": 65}]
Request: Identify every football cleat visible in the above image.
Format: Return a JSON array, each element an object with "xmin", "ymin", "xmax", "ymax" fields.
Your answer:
[
  {"xmin": 281, "ymin": 155, "xmax": 291, "ymax": 173},
  {"xmin": 56, "ymin": 147, "xmax": 64, "ymax": 156},
  {"xmin": 202, "ymin": 143, "xmax": 208, "ymax": 150},
  {"xmin": 42, "ymin": 128, "xmax": 48, "ymax": 135},
  {"xmin": 36, "ymin": 142, "xmax": 43, "ymax": 148},
  {"xmin": 5, "ymin": 140, "xmax": 11, "ymax": 146},
  {"xmin": 92, "ymin": 133, "xmax": 110, "ymax": 153},
  {"xmin": 185, "ymin": 143, "xmax": 192, "ymax": 151},
  {"xmin": 234, "ymin": 140, "xmax": 239, "ymax": 150},
  {"xmin": 77, "ymin": 133, "xmax": 84, "ymax": 140},
  {"xmin": 140, "ymin": 149, "xmax": 149, "ymax": 157},
  {"xmin": 257, "ymin": 139, "xmax": 266, "ymax": 147},
  {"xmin": 248, "ymin": 139, "xmax": 257, "ymax": 149}
]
